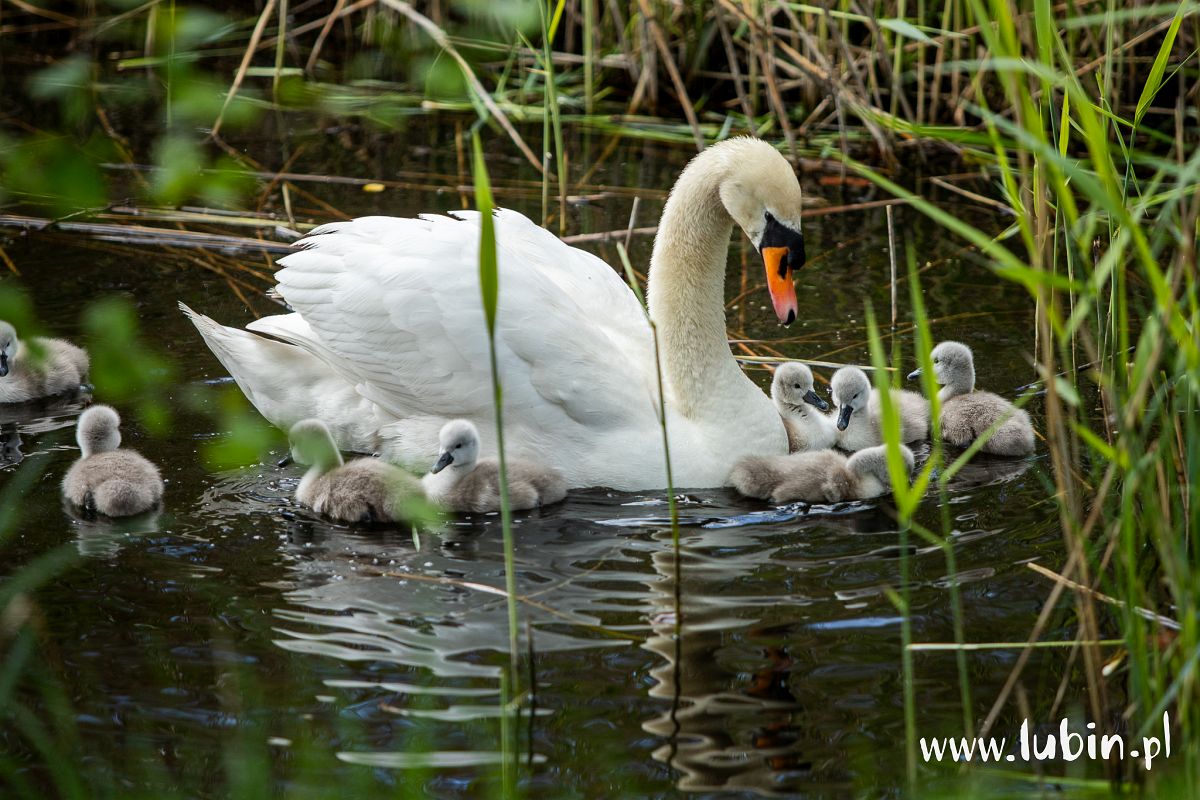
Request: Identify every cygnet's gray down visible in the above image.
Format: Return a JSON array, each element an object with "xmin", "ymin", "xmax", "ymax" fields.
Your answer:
[
  {"xmin": 771, "ymin": 362, "xmax": 836, "ymax": 453},
  {"xmin": 289, "ymin": 418, "xmax": 425, "ymax": 524},
  {"xmin": 830, "ymin": 367, "xmax": 929, "ymax": 451},
  {"xmin": 422, "ymin": 420, "xmax": 567, "ymax": 513},
  {"xmin": 62, "ymin": 405, "xmax": 163, "ymax": 517},
  {"xmin": 731, "ymin": 444, "xmax": 914, "ymax": 504},
  {"xmin": 908, "ymin": 341, "xmax": 1035, "ymax": 456},
  {"xmin": 0, "ymin": 320, "xmax": 89, "ymax": 404}
]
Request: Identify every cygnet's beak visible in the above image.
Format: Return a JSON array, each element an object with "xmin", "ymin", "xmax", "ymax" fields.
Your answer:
[
  {"xmin": 802, "ymin": 388, "xmax": 829, "ymax": 411},
  {"xmin": 0, "ymin": 354, "xmax": 8, "ymax": 378},
  {"xmin": 431, "ymin": 450, "xmax": 454, "ymax": 474},
  {"xmin": 836, "ymin": 404, "xmax": 853, "ymax": 431},
  {"xmin": 277, "ymin": 454, "xmax": 294, "ymax": 467},
  {"xmin": 759, "ymin": 215, "xmax": 805, "ymax": 326},
  {"xmin": 906, "ymin": 367, "xmax": 922, "ymax": 381}
]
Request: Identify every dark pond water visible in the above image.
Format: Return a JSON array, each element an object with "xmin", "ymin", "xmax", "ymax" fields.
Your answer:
[{"xmin": 1, "ymin": 127, "xmax": 1080, "ymax": 797}]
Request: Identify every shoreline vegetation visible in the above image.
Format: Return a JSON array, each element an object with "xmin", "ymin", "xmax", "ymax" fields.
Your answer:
[{"xmin": 1, "ymin": 1, "xmax": 1197, "ymax": 796}]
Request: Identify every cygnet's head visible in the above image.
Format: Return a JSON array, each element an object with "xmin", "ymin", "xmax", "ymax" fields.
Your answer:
[
  {"xmin": 76, "ymin": 405, "xmax": 122, "ymax": 457},
  {"xmin": 908, "ymin": 340, "xmax": 975, "ymax": 394},
  {"xmin": 847, "ymin": 443, "xmax": 915, "ymax": 486},
  {"xmin": 0, "ymin": 320, "xmax": 18, "ymax": 378},
  {"xmin": 686, "ymin": 138, "xmax": 806, "ymax": 325},
  {"xmin": 830, "ymin": 367, "xmax": 872, "ymax": 431},
  {"xmin": 772, "ymin": 363, "xmax": 829, "ymax": 412},
  {"xmin": 431, "ymin": 419, "xmax": 480, "ymax": 474},
  {"xmin": 288, "ymin": 418, "xmax": 341, "ymax": 468}
]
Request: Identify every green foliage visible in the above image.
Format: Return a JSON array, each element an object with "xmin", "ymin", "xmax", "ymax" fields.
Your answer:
[
  {"xmin": 197, "ymin": 386, "xmax": 282, "ymax": 470},
  {"xmin": 474, "ymin": 134, "xmax": 499, "ymax": 336},
  {"xmin": 0, "ymin": 286, "xmax": 45, "ymax": 344},
  {"xmin": 472, "ymin": 128, "xmax": 520, "ymax": 799},
  {"xmin": 149, "ymin": 134, "xmax": 253, "ymax": 208},
  {"xmin": 851, "ymin": 2, "xmax": 1199, "ymax": 792},
  {"xmin": 0, "ymin": 135, "xmax": 111, "ymax": 217},
  {"xmin": 27, "ymin": 55, "xmax": 94, "ymax": 127},
  {"xmin": 82, "ymin": 297, "xmax": 174, "ymax": 433}
]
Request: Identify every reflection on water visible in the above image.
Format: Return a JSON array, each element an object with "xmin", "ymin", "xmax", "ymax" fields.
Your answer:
[
  {"xmin": 0, "ymin": 128, "xmax": 1076, "ymax": 797},
  {"xmin": 64, "ymin": 501, "xmax": 164, "ymax": 559},
  {"xmin": 252, "ymin": 463, "xmax": 1045, "ymax": 794},
  {"xmin": 0, "ymin": 393, "xmax": 90, "ymax": 467}
]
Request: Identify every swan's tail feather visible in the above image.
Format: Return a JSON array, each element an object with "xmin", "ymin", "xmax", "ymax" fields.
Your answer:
[
  {"xmin": 180, "ymin": 303, "xmax": 386, "ymax": 452},
  {"xmin": 93, "ymin": 479, "xmax": 156, "ymax": 517},
  {"xmin": 180, "ymin": 302, "xmax": 314, "ymax": 430}
]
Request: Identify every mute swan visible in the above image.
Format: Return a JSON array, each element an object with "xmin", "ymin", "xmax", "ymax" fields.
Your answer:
[
  {"xmin": 422, "ymin": 419, "xmax": 567, "ymax": 513},
  {"xmin": 0, "ymin": 320, "xmax": 89, "ymax": 404},
  {"xmin": 771, "ymin": 362, "xmax": 835, "ymax": 452},
  {"xmin": 731, "ymin": 443, "xmax": 914, "ymax": 504},
  {"xmin": 183, "ymin": 137, "xmax": 808, "ymax": 490},
  {"xmin": 830, "ymin": 367, "xmax": 929, "ymax": 451},
  {"xmin": 62, "ymin": 406, "xmax": 163, "ymax": 517},
  {"xmin": 288, "ymin": 418, "xmax": 425, "ymax": 524},
  {"xmin": 908, "ymin": 341, "xmax": 1035, "ymax": 456}
]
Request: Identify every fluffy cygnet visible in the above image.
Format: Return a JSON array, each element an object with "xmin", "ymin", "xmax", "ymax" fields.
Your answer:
[
  {"xmin": 771, "ymin": 362, "xmax": 836, "ymax": 453},
  {"xmin": 730, "ymin": 443, "xmax": 915, "ymax": 504},
  {"xmin": 62, "ymin": 405, "xmax": 163, "ymax": 517},
  {"xmin": 423, "ymin": 420, "xmax": 567, "ymax": 513},
  {"xmin": 908, "ymin": 341, "xmax": 1035, "ymax": 456},
  {"xmin": 830, "ymin": 367, "xmax": 929, "ymax": 451},
  {"xmin": 289, "ymin": 418, "xmax": 425, "ymax": 524},
  {"xmin": 0, "ymin": 320, "xmax": 89, "ymax": 404}
]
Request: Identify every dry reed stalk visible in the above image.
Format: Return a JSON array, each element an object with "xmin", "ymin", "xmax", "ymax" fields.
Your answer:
[
  {"xmin": 260, "ymin": 0, "xmax": 374, "ymax": 52},
  {"xmin": 715, "ymin": 6, "xmax": 755, "ymax": 121},
  {"xmin": 634, "ymin": 0, "xmax": 704, "ymax": 151},
  {"xmin": 379, "ymin": 0, "xmax": 544, "ymax": 173},
  {"xmin": 304, "ymin": 0, "xmax": 349, "ymax": 73},
  {"xmin": 0, "ymin": 214, "xmax": 297, "ymax": 254},
  {"xmin": 211, "ymin": 0, "xmax": 278, "ymax": 141},
  {"xmin": 0, "ymin": 246, "xmax": 20, "ymax": 276},
  {"xmin": 7, "ymin": 0, "xmax": 77, "ymax": 25},
  {"xmin": 1028, "ymin": 562, "xmax": 1181, "ymax": 631},
  {"xmin": 887, "ymin": 204, "xmax": 898, "ymax": 327}
]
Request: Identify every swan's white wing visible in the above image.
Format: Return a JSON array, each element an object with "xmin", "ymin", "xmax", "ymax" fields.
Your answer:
[{"xmin": 273, "ymin": 209, "xmax": 659, "ymax": 430}]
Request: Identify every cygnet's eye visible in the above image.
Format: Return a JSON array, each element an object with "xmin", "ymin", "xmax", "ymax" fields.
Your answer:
[
  {"xmin": 793, "ymin": 383, "xmax": 801, "ymax": 389},
  {"xmin": 455, "ymin": 443, "xmax": 463, "ymax": 449},
  {"xmin": 933, "ymin": 357, "xmax": 939, "ymax": 363}
]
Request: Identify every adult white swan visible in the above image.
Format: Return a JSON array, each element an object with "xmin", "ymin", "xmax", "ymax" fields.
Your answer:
[{"xmin": 184, "ymin": 137, "xmax": 808, "ymax": 490}]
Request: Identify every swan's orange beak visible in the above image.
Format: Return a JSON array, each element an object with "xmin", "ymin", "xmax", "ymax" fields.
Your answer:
[{"xmin": 762, "ymin": 246, "xmax": 798, "ymax": 325}]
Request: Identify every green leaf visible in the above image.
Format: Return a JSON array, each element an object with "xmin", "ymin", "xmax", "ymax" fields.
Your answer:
[
  {"xmin": 1134, "ymin": 7, "xmax": 1186, "ymax": 126},
  {"xmin": 473, "ymin": 132, "xmax": 498, "ymax": 335},
  {"xmin": 0, "ymin": 135, "xmax": 108, "ymax": 216},
  {"xmin": 877, "ymin": 18, "xmax": 932, "ymax": 42},
  {"xmin": 1053, "ymin": 375, "xmax": 1081, "ymax": 407},
  {"xmin": 82, "ymin": 296, "xmax": 174, "ymax": 432},
  {"xmin": 27, "ymin": 55, "xmax": 93, "ymax": 126}
]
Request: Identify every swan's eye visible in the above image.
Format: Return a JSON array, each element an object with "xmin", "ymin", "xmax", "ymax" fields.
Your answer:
[
  {"xmin": 455, "ymin": 443, "xmax": 463, "ymax": 449},
  {"xmin": 793, "ymin": 383, "xmax": 801, "ymax": 389}
]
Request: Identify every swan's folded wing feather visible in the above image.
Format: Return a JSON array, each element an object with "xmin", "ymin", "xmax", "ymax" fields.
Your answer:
[{"xmin": 274, "ymin": 210, "xmax": 659, "ymax": 427}]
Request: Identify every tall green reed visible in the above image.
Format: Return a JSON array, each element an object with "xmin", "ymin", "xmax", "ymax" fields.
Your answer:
[
  {"xmin": 471, "ymin": 130, "xmax": 522, "ymax": 799},
  {"xmin": 847, "ymin": 1, "xmax": 1198, "ymax": 789}
]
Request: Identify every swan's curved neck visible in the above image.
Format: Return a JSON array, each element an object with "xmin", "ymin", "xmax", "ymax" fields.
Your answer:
[{"xmin": 646, "ymin": 163, "xmax": 740, "ymax": 417}]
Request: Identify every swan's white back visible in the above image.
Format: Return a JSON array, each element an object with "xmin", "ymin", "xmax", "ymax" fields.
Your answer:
[
  {"xmin": 184, "ymin": 139, "xmax": 807, "ymax": 490},
  {"xmin": 189, "ymin": 210, "xmax": 773, "ymax": 489}
]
